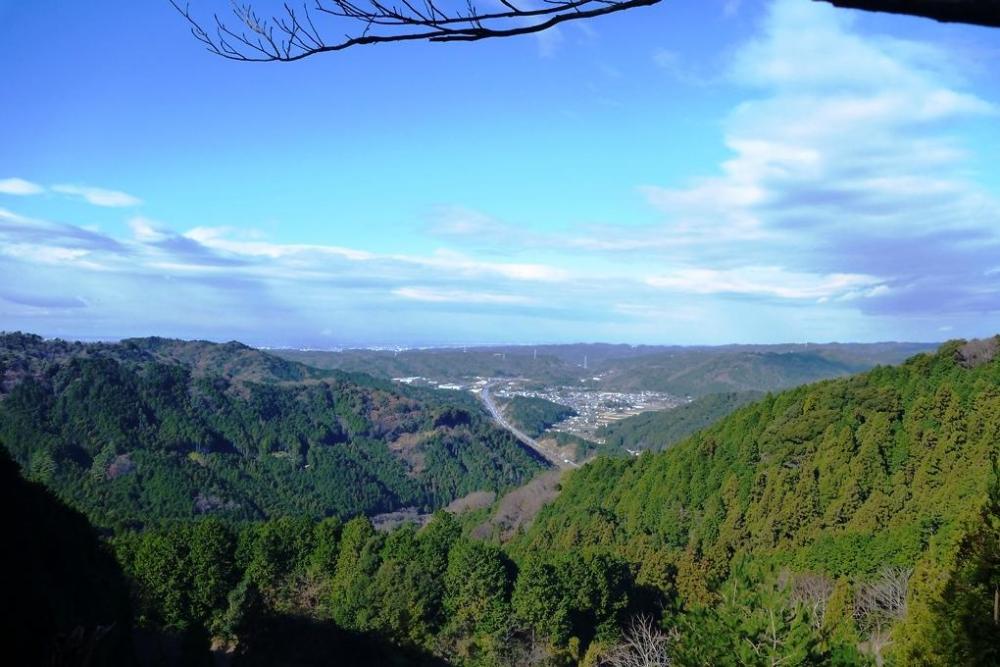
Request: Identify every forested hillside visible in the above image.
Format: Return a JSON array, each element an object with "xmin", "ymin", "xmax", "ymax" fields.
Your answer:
[
  {"xmin": 0, "ymin": 333, "xmax": 544, "ymax": 528},
  {"xmin": 599, "ymin": 391, "xmax": 763, "ymax": 452},
  {"xmin": 7, "ymin": 336, "xmax": 998, "ymax": 666},
  {"xmin": 515, "ymin": 337, "xmax": 1000, "ymax": 664},
  {"xmin": 0, "ymin": 332, "xmax": 331, "ymax": 391},
  {"xmin": 500, "ymin": 395, "xmax": 577, "ymax": 438}
]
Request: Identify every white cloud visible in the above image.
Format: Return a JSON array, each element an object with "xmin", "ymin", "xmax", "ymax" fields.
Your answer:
[
  {"xmin": 0, "ymin": 178, "xmax": 44, "ymax": 196},
  {"xmin": 426, "ymin": 205, "xmax": 510, "ymax": 239},
  {"xmin": 186, "ymin": 228, "xmax": 571, "ymax": 284},
  {"xmin": 1, "ymin": 244, "xmax": 91, "ymax": 264},
  {"xmin": 3, "ymin": 1, "xmax": 998, "ymax": 344},
  {"xmin": 646, "ymin": 266, "xmax": 882, "ymax": 300},
  {"xmin": 52, "ymin": 184, "xmax": 142, "ymax": 207},
  {"xmin": 632, "ymin": 0, "xmax": 1000, "ymax": 318},
  {"xmin": 393, "ymin": 287, "xmax": 533, "ymax": 305},
  {"xmin": 129, "ymin": 217, "xmax": 169, "ymax": 242},
  {"xmin": 418, "ymin": 249, "xmax": 570, "ymax": 283},
  {"xmin": 186, "ymin": 226, "xmax": 374, "ymax": 261}
]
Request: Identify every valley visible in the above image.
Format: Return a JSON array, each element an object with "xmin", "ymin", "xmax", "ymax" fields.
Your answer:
[{"xmin": 5, "ymin": 332, "xmax": 998, "ymax": 666}]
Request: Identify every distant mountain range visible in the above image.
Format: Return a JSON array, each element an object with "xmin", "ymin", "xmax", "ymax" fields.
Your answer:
[{"xmin": 274, "ymin": 341, "xmax": 937, "ymax": 396}]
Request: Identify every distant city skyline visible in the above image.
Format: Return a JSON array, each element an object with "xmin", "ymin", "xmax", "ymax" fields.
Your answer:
[{"xmin": 2, "ymin": 0, "xmax": 999, "ymax": 346}]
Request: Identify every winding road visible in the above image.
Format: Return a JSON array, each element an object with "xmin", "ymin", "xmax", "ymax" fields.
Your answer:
[{"xmin": 479, "ymin": 381, "xmax": 578, "ymax": 470}]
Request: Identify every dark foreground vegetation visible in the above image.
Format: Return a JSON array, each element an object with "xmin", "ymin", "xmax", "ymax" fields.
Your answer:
[{"xmin": 5, "ymin": 336, "xmax": 1000, "ymax": 665}]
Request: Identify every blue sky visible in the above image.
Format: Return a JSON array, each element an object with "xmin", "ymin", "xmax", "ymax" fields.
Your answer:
[{"xmin": 1, "ymin": 0, "xmax": 999, "ymax": 346}]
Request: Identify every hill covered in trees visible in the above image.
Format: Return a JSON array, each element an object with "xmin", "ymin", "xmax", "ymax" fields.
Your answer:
[
  {"xmin": 513, "ymin": 336, "xmax": 1000, "ymax": 664},
  {"xmin": 91, "ymin": 338, "xmax": 1000, "ymax": 666},
  {"xmin": 7, "ymin": 336, "xmax": 998, "ymax": 666},
  {"xmin": 499, "ymin": 395, "xmax": 577, "ymax": 439},
  {"xmin": 0, "ymin": 332, "xmax": 331, "ymax": 392},
  {"xmin": 0, "ymin": 333, "xmax": 545, "ymax": 528},
  {"xmin": 599, "ymin": 391, "xmax": 764, "ymax": 453}
]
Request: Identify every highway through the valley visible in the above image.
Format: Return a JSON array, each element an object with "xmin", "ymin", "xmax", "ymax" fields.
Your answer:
[{"xmin": 479, "ymin": 382, "xmax": 578, "ymax": 470}]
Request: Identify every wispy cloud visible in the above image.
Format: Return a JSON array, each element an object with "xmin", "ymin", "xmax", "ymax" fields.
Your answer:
[
  {"xmin": 651, "ymin": 49, "xmax": 715, "ymax": 85},
  {"xmin": 52, "ymin": 184, "xmax": 142, "ymax": 207},
  {"xmin": 425, "ymin": 205, "xmax": 513, "ymax": 240},
  {"xmin": 0, "ymin": 291, "xmax": 87, "ymax": 309},
  {"xmin": 3, "ymin": 0, "xmax": 998, "ymax": 345},
  {"xmin": 186, "ymin": 226, "xmax": 375, "ymax": 261},
  {"xmin": 0, "ymin": 179, "xmax": 144, "ymax": 208},
  {"xmin": 646, "ymin": 266, "xmax": 883, "ymax": 300},
  {"xmin": 445, "ymin": 0, "xmax": 1000, "ymax": 321},
  {"xmin": 412, "ymin": 0, "xmax": 999, "ymax": 336},
  {"xmin": 0, "ymin": 208, "xmax": 126, "ymax": 253},
  {"xmin": 0, "ymin": 178, "xmax": 44, "ymax": 196},
  {"xmin": 0, "ymin": 207, "xmax": 578, "ymax": 341},
  {"xmin": 393, "ymin": 287, "xmax": 534, "ymax": 305}
]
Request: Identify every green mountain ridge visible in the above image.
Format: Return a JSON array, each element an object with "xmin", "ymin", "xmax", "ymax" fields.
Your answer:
[
  {"xmin": 0, "ymin": 332, "xmax": 331, "ymax": 392},
  {"xmin": 275, "ymin": 342, "xmax": 936, "ymax": 396},
  {"xmin": 0, "ymin": 333, "xmax": 545, "ymax": 528},
  {"xmin": 512, "ymin": 336, "xmax": 1000, "ymax": 663}
]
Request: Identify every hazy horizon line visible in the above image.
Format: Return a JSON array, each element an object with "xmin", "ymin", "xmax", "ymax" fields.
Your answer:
[{"xmin": 2, "ymin": 328, "xmax": 948, "ymax": 352}]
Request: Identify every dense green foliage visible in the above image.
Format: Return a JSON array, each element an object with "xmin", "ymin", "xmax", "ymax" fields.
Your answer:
[
  {"xmin": 0, "ymin": 332, "xmax": 331, "ymax": 387},
  {"xmin": 501, "ymin": 395, "xmax": 577, "ymax": 438},
  {"xmin": 542, "ymin": 430, "xmax": 618, "ymax": 460},
  {"xmin": 599, "ymin": 391, "xmax": 763, "ymax": 452},
  {"xmin": 110, "ymin": 511, "xmax": 641, "ymax": 665},
  {"xmin": 7, "ymin": 335, "xmax": 999, "ymax": 666},
  {"xmin": 108, "ymin": 340, "xmax": 1000, "ymax": 665},
  {"xmin": 0, "ymin": 334, "xmax": 544, "ymax": 528},
  {"xmin": 1, "ymin": 448, "xmax": 133, "ymax": 666},
  {"xmin": 513, "ymin": 338, "xmax": 1000, "ymax": 664}
]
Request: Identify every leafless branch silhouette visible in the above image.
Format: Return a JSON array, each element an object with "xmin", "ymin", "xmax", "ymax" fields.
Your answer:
[{"xmin": 170, "ymin": 0, "xmax": 660, "ymax": 61}]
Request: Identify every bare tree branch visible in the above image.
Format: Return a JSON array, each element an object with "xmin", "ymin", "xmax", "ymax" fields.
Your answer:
[
  {"xmin": 787, "ymin": 572, "xmax": 835, "ymax": 630},
  {"xmin": 602, "ymin": 615, "xmax": 673, "ymax": 667},
  {"xmin": 854, "ymin": 567, "xmax": 911, "ymax": 667},
  {"xmin": 170, "ymin": 0, "xmax": 661, "ymax": 61},
  {"xmin": 171, "ymin": 0, "xmax": 1000, "ymax": 62}
]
